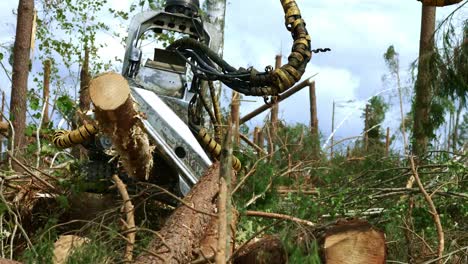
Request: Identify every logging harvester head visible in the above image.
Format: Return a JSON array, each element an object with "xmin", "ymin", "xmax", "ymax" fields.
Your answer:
[{"xmin": 54, "ymin": 0, "xmax": 326, "ymax": 198}]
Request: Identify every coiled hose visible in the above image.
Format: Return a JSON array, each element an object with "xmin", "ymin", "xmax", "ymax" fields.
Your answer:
[
  {"xmin": 53, "ymin": 124, "xmax": 98, "ymax": 149},
  {"xmin": 168, "ymin": 0, "xmax": 312, "ymax": 96},
  {"xmin": 196, "ymin": 126, "xmax": 242, "ymax": 172}
]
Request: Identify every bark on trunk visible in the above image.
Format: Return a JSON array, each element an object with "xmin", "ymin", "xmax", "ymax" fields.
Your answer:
[
  {"xmin": 269, "ymin": 55, "xmax": 281, "ymax": 153},
  {"xmin": 231, "ymin": 91, "xmax": 240, "ymax": 146},
  {"xmin": 195, "ymin": 211, "xmax": 238, "ymax": 263},
  {"xmin": 134, "ymin": 163, "xmax": 221, "ymax": 264},
  {"xmin": 10, "ymin": 0, "xmax": 34, "ymax": 151},
  {"xmin": 79, "ymin": 45, "xmax": 91, "ymax": 112},
  {"xmin": 309, "ymin": 81, "xmax": 319, "ymax": 158},
  {"xmin": 412, "ymin": 5, "xmax": 436, "ymax": 158},
  {"xmin": 42, "ymin": 59, "xmax": 50, "ymax": 128},
  {"xmin": 89, "ymin": 72, "xmax": 153, "ymax": 181}
]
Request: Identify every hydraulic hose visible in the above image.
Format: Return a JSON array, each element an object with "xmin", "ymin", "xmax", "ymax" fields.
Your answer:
[
  {"xmin": 168, "ymin": 0, "xmax": 313, "ymax": 96},
  {"xmin": 52, "ymin": 124, "xmax": 98, "ymax": 149},
  {"xmin": 196, "ymin": 127, "xmax": 242, "ymax": 172}
]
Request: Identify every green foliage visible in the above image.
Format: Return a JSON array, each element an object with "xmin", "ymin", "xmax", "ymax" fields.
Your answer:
[
  {"xmin": 362, "ymin": 96, "xmax": 389, "ymax": 151},
  {"xmin": 21, "ymin": 219, "xmax": 58, "ymax": 264},
  {"xmin": 234, "ymin": 120, "xmax": 467, "ymax": 261}
]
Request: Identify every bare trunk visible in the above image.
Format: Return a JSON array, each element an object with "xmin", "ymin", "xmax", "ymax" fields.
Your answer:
[
  {"xmin": 231, "ymin": 92, "xmax": 240, "ymax": 146},
  {"xmin": 216, "ymin": 120, "xmax": 234, "ymax": 263},
  {"xmin": 257, "ymin": 128, "xmax": 264, "ymax": 151},
  {"xmin": 412, "ymin": 5, "xmax": 436, "ymax": 158},
  {"xmin": 79, "ymin": 45, "xmax": 91, "ymax": 112},
  {"xmin": 309, "ymin": 82, "xmax": 319, "ymax": 158},
  {"xmin": 269, "ymin": 55, "xmax": 281, "ymax": 154},
  {"xmin": 204, "ymin": 0, "xmax": 227, "ymax": 114},
  {"xmin": 452, "ymin": 100, "xmax": 462, "ymax": 152},
  {"xmin": 42, "ymin": 60, "xmax": 50, "ymax": 128},
  {"xmin": 9, "ymin": 0, "xmax": 34, "ymax": 152},
  {"xmin": 89, "ymin": 72, "xmax": 153, "ymax": 181},
  {"xmin": 309, "ymin": 81, "xmax": 318, "ymax": 135}
]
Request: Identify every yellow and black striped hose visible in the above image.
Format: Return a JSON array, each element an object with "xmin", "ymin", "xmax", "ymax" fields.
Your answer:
[
  {"xmin": 196, "ymin": 127, "xmax": 242, "ymax": 172},
  {"xmin": 52, "ymin": 124, "xmax": 98, "ymax": 149},
  {"xmin": 52, "ymin": 123, "xmax": 241, "ymax": 172},
  {"xmin": 250, "ymin": 0, "xmax": 312, "ymax": 95}
]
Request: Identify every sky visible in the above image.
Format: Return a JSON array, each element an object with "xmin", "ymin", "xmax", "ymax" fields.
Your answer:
[{"xmin": 0, "ymin": 0, "xmax": 466, "ymax": 153}]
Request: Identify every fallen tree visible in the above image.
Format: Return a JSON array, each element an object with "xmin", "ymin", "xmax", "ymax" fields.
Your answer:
[{"xmin": 134, "ymin": 163, "xmax": 221, "ymax": 264}]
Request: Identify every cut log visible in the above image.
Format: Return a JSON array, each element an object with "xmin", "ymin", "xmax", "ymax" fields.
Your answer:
[
  {"xmin": 232, "ymin": 235, "xmax": 287, "ymax": 264},
  {"xmin": 134, "ymin": 163, "xmax": 221, "ymax": 264},
  {"xmin": 89, "ymin": 72, "xmax": 153, "ymax": 181},
  {"xmin": 321, "ymin": 219, "xmax": 386, "ymax": 264},
  {"xmin": 0, "ymin": 121, "xmax": 8, "ymax": 133}
]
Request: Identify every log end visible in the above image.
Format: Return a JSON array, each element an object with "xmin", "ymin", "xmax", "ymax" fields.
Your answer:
[
  {"xmin": 89, "ymin": 72, "xmax": 130, "ymax": 111},
  {"xmin": 322, "ymin": 219, "xmax": 386, "ymax": 264}
]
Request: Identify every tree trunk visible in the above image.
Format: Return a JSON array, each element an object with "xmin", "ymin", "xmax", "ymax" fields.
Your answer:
[
  {"xmin": 231, "ymin": 91, "xmax": 240, "ymax": 146},
  {"xmin": 0, "ymin": 92, "xmax": 5, "ymax": 153},
  {"xmin": 452, "ymin": 100, "xmax": 462, "ymax": 152},
  {"xmin": 79, "ymin": 45, "xmax": 91, "ymax": 113},
  {"xmin": 309, "ymin": 82, "xmax": 318, "ymax": 136},
  {"xmin": 9, "ymin": 0, "xmax": 34, "ymax": 152},
  {"xmin": 134, "ymin": 163, "xmax": 221, "ymax": 264},
  {"xmin": 204, "ymin": 0, "xmax": 227, "ymax": 122},
  {"xmin": 412, "ymin": 5, "xmax": 436, "ymax": 158},
  {"xmin": 309, "ymin": 82, "xmax": 319, "ymax": 158},
  {"xmin": 216, "ymin": 119, "xmax": 234, "ymax": 263},
  {"xmin": 89, "ymin": 72, "xmax": 153, "ymax": 181},
  {"xmin": 42, "ymin": 59, "xmax": 50, "ymax": 128},
  {"xmin": 257, "ymin": 128, "xmax": 264, "ymax": 152},
  {"xmin": 269, "ymin": 55, "xmax": 281, "ymax": 154}
]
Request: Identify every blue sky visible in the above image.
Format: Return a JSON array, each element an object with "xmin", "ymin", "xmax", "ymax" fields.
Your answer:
[{"xmin": 0, "ymin": 0, "xmax": 466, "ymax": 152}]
